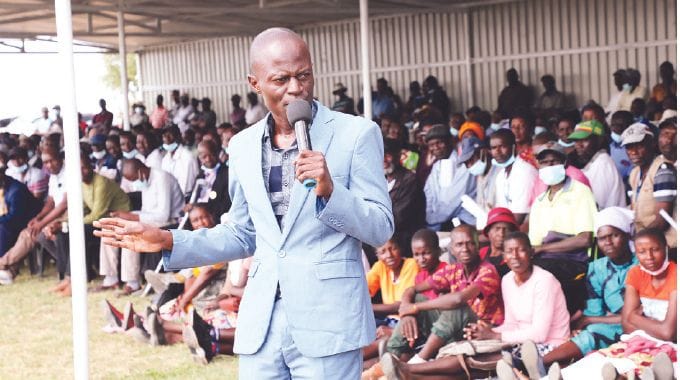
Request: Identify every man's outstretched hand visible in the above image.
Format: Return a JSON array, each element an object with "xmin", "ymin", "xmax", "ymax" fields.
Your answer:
[{"xmin": 93, "ymin": 218, "xmax": 173, "ymax": 253}]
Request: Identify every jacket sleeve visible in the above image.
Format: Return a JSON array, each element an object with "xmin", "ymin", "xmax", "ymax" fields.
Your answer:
[
  {"xmin": 315, "ymin": 122, "xmax": 394, "ymax": 247},
  {"xmin": 164, "ymin": 155, "xmax": 255, "ymax": 270},
  {"xmin": 0, "ymin": 184, "xmax": 26, "ymax": 224}
]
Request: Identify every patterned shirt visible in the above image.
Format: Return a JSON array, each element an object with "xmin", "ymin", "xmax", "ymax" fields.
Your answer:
[
  {"xmin": 427, "ymin": 261, "xmax": 504, "ymax": 325},
  {"xmin": 584, "ymin": 255, "xmax": 638, "ymax": 317},
  {"xmin": 653, "ymin": 161, "xmax": 677, "ymax": 203},
  {"xmin": 261, "ymin": 103, "xmax": 317, "ymax": 229}
]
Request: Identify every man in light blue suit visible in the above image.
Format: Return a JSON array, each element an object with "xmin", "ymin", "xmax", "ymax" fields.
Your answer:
[{"xmin": 95, "ymin": 27, "xmax": 393, "ymax": 379}]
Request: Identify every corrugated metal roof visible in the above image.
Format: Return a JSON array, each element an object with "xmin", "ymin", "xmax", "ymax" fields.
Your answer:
[{"xmin": 0, "ymin": 0, "xmax": 514, "ymax": 51}]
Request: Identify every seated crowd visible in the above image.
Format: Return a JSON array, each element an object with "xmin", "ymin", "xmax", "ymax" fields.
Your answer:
[{"xmin": 0, "ymin": 61, "xmax": 676, "ymax": 376}]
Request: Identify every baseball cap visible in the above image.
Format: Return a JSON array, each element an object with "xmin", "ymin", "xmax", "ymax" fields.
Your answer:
[
  {"xmin": 457, "ymin": 136, "xmax": 484, "ymax": 164},
  {"xmin": 621, "ymin": 123, "xmax": 654, "ymax": 146},
  {"xmin": 424, "ymin": 124, "xmax": 451, "ymax": 142},
  {"xmin": 483, "ymin": 207, "xmax": 518, "ymax": 236},
  {"xmin": 535, "ymin": 141, "xmax": 567, "ymax": 161},
  {"xmin": 567, "ymin": 120, "xmax": 605, "ymax": 140}
]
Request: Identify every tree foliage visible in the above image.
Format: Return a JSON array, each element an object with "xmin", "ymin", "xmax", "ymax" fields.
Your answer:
[{"xmin": 101, "ymin": 53, "xmax": 138, "ymax": 91}]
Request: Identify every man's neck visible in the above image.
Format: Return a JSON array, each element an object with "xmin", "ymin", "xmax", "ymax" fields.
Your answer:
[
  {"xmin": 463, "ymin": 257, "xmax": 480, "ymax": 276},
  {"xmin": 547, "ymin": 180, "xmax": 566, "ymax": 201},
  {"xmin": 514, "ymin": 266, "xmax": 533, "ymax": 285}
]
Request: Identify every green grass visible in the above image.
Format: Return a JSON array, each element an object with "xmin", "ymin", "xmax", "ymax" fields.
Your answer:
[{"xmin": 0, "ymin": 264, "xmax": 238, "ymax": 379}]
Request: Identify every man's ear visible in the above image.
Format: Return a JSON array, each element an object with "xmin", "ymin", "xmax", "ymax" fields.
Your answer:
[{"xmin": 247, "ymin": 75, "xmax": 260, "ymax": 94}]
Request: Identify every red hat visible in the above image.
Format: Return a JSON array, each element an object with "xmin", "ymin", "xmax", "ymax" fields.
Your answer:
[{"xmin": 483, "ymin": 207, "xmax": 517, "ymax": 236}]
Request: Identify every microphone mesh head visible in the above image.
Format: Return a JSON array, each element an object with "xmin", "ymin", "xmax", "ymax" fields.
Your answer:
[{"xmin": 286, "ymin": 100, "xmax": 313, "ymax": 126}]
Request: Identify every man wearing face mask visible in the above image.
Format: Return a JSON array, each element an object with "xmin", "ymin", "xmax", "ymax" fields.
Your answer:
[
  {"xmin": 569, "ymin": 120, "xmax": 627, "ymax": 208},
  {"xmin": 459, "ymin": 136, "xmax": 498, "ymax": 214},
  {"xmin": 528, "ymin": 144, "xmax": 597, "ymax": 314},
  {"xmin": 129, "ymin": 103, "xmax": 149, "ymax": 128},
  {"xmin": 194, "ymin": 140, "xmax": 231, "ymax": 223},
  {"xmin": 555, "ymin": 115, "xmax": 576, "ymax": 153},
  {"xmin": 90, "ymin": 134, "xmax": 118, "ymax": 181},
  {"xmin": 160, "ymin": 125, "xmax": 199, "ymax": 199},
  {"xmin": 7, "ymin": 147, "xmax": 48, "ymax": 201},
  {"xmin": 489, "ymin": 129, "xmax": 537, "ymax": 224},
  {"xmin": 103, "ymin": 158, "xmax": 184, "ymax": 294},
  {"xmin": 424, "ymin": 125, "xmax": 477, "ymax": 230},
  {"xmin": 609, "ymin": 111, "xmax": 635, "ymax": 183},
  {"xmin": 384, "ymin": 138, "xmax": 425, "ymax": 255},
  {"xmin": 618, "ymin": 68, "xmax": 648, "ymax": 112},
  {"xmin": 622, "ymin": 123, "xmax": 677, "ymax": 252}
]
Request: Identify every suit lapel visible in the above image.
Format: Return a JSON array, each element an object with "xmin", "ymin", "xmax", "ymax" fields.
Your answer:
[
  {"xmin": 241, "ymin": 121, "xmax": 281, "ymax": 240},
  {"xmin": 279, "ymin": 102, "xmax": 335, "ymax": 246}
]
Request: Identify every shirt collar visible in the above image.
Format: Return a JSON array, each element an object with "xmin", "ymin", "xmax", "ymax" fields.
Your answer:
[{"xmin": 537, "ymin": 176, "xmax": 573, "ymax": 202}]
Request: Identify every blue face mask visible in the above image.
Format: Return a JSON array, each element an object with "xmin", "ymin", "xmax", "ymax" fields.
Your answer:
[
  {"xmin": 623, "ymin": 83, "xmax": 632, "ymax": 93},
  {"xmin": 489, "ymin": 123, "xmax": 501, "ymax": 131},
  {"xmin": 10, "ymin": 163, "xmax": 28, "ymax": 174},
  {"xmin": 610, "ymin": 132, "xmax": 622, "ymax": 144},
  {"xmin": 467, "ymin": 158, "xmax": 486, "ymax": 176},
  {"xmin": 492, "ymin": 155, "xmax": 515, "ymax": 168},
  {"xmin": 539, "ymin": 164, "xmax": 566, "ymax": 186},
  {"xmin": 163, "ymin": 142, "xmax": 179, "ymax": 152},
  {"xmin": 534, "ymin": 126, "xmax": 548, "ymax": 135},
  {"xmin": 450, "ymin": 127, "xmax": 458, "ymax": 137},
  {"xmin": 122, "ymin": 149, "xmax": 138, "ymax": 159}
]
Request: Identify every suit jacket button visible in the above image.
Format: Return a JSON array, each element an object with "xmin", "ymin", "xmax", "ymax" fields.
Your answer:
[{"xmin": 278, "ymin": 250, "xmax": 286, "ymax": 258}]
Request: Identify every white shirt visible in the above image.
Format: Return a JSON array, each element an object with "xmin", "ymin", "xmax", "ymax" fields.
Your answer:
[
  {"xmin": 494, "ymin": 157, "xmax": 538, "ymax": 214},
  {"xmin": 581, "ymin": 150, "xmax": 626, "ymax": 209},
  {"xmin": 173, "ymin": 104, "xmax": 194, "ymax": 133},
  {"xmin": 135, "ymin": 168, "xmax": 184, "ymax": 227},
  {"xmin": 48, "ymin": 167, "xmax": 66, "ymax": 205},
  {"xmin": 141, "ymin": 148, "xmax": 164, "ymax": 170},
  {"xmin": 618, "ymin": 86, "xmax": 648, "ymax": 111},
  {"xmin": 245, "ymin": 103, "xmax": 268, "ymax": 125},
  {"xmin": 33, "ymin": 117, "xmax": 52, "ymax": 135},
  {"xmin": 161, "ymin": 145, "xmax": 199, "ymax": 197}
]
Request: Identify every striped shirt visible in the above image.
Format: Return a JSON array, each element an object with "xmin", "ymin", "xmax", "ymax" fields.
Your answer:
[
  {"xmin": 261, "ymin": 103, "xmax": 317, "ymax": 229},
  {"xmin": 653, "ymin": 162, "xmax": 677, "ymax": 203}
]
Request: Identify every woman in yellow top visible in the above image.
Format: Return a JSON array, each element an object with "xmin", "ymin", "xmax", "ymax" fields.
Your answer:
[{"xmin": 366, "ymin": 237, "xmax": 419, "ymax": 325}]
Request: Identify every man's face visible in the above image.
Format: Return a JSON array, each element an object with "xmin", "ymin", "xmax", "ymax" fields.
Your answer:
[
  {"xmin": 10, "ymin": 157, "xmax": 26, "ymax": 168},
  {"xmin": 189, "ymin": 208, "xmax": 215, "ymax": 230},
  {"xmin": 557, "ymin": 120, "xmax": 574, "ymax": 141},
  {"xmin": 582, "ymin": 109, "xmax": 596, "ymax": 121},
  {"xmin": 427, "ymin": 138, "xmax": 451, "ymax": 160},
  {"xmin": 386, "ymin": 123, "xmax": 401, "ymax": 140},
  {"xmin": 376, "ymin": 240, "xmax": 403, "ymax": 271},
  {"xmin": 383, "ymin": 152, "xmax": 395, "ymax": 175},
  {"xmin": 613, "ymin": 74, "xmax": 625, "ymax": 88},
  {"xmin": 597, "ymin": 226, "xmax": 628, "ymax": 262},
  {"xmin": 658, "ymin": 127, "xmax": 677, "ymax": 162},
  {"xmin": 120, "ymin": 136, "xmax": 134, "ymax": 153},
  {"xmin": 538, "ymin": 152, "xmax": 565, "ymax": 170},
  {"xmin": 412, "ymin": 239, "xmax": 437, "ymax": 271},
  {"xmin": 136, "ymin": 134, "xmax": 149, "ymax": 155},
  {"xmin": 624, "ymin": 139, "xmax": 654, "ymax": 167},
  {"xmin": 488, "ymin": 222, "xmax": 514, "ymax": 250},
  {"xmin": 609, "ymin": 117, "xmax": 628, "ymax": 135},
  {"xmin": 510, "ymin": 118, "xmax": 530, "ymax": 144},
  {"xmin": 80, "ymin": 159, "xmax": 94, "ymax": 183},
  {"xmin": 180, "ymin": 95, "xmax": 189, "ymax": 106},
  {"xmin": 502, "ymin": 238, "xmax": 532, "ymax": 275},
  {"xmin": 573, "ymin": 136, "xmax": 598, "ymax": 163},
  {"xmin": 162, "ymin": 132, "xmax": 176, "ymax": 145},
  {"xmin": 449, "ymin": 230, "xmax": 478, "ymax": 266},
  {"xmin": 106, "ymin": 140, "xmax": 121, "ymax": 157},
  {"xmin": 42, "ymin": 153, "xmax": 62, "ymax": 175},
  {"xmin": 197, "ymin": 144, "xmax": 218, "ymax": 169},
  {"xmin": 489, "ymin": 137, "xmax": 513, "ymax": 163},
  {"xmin": 247, "ymin": 38, "xmax": 314, "ymax": 127}
]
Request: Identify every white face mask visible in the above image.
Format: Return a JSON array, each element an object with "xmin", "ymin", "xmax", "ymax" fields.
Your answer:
[
  {"xmin": 91, "ymin": 150, "xmax": 106, "ymax": 160},
  {"xmin": 623, "ymin": 83, "xmax": 633, "ymax": 92},
  {"xmin": 610, "ymin": 132, "xmax": 622, "ymax": 144},
  {"xmin": 122, "ymin": 149, "xmax": 138, "ymax": 159},
  {"xmin": 467, "ymin": 158, "xmax": 486, "ymax": 176},
  {"xmin": 489, "ymin": 123, "xmax": 501, "ymax": 131},
  {"xmin": 7, "ymin": 162, "xmax": 28, "ymax": 175},
  {"xmin": 534, "ymin": 126, "xmax": 548, "ymax": 135},
  {"xmin": 134, "ymin": 107, "xmax": 143, "ymax": 115},
  {"xmin": 539, "ymin": 164, "xmax": 566, "ymax": 186},
  {"xmin": 131, "ymin": 172, "xmax": 149, "ymax": 191},
  {"xmin": 639, "ymin": 249, "xmax": 671, "ymax": 276},
  {"xmin": 558, "ymin": 139, "xmax": 575, "ymax": 148}
]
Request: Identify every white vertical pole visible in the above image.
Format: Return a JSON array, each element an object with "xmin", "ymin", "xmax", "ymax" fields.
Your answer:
[
  {"xmin": 54, "ymin": 1, "xmax": 89, "ymax": 379},
  {"xmin": 359, "ymin": 0, "xmax": 372, "ymax": 120},
  {"xmin": 465, "ymin": 9, "xmax": 475, "ymax": 108},
  {"xmin": 118, "ymin": 8, "xmax": 130, "ymax": 130}
]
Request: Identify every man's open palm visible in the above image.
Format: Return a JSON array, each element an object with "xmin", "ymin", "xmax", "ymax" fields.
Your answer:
[{"xmin": 93, "ymin": 218, "xmax": 169, "ymax": 253}]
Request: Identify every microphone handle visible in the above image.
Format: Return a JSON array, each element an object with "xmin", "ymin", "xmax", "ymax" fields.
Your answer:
[{"xmin": 294, "ymin": 120, "xmax": 317, "ymax": 189}]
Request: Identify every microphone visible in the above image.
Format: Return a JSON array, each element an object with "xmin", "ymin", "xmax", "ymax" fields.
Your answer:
[{"xmin": 286, "ymin": 99, "xmax": 316, "ymax": 189}]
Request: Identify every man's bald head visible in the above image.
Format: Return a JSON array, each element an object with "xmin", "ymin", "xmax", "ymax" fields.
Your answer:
[
  {"xmin": 121, "ymin": 158, "xmax": 148, "ymax": 182},
  {"xmin": 249, "ymin": 28, "xmax": 310, "ymax": 75}
]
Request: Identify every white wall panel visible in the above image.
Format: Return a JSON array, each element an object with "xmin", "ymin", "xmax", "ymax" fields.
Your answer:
[{"xmin": 139, "ymin": 0, "xmax": 676, "ymax": 124}]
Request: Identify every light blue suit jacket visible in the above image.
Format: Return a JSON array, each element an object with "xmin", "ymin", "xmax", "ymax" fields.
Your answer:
[{"xmin": 164, "ymin": 101, "xmax": 394, "ymax": 357}]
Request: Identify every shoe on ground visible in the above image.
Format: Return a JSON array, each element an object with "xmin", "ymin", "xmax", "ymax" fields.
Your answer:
[
  {"xmin": 652, "ymin": 352, "xmax": 674, "ymax": 380},
  {"xmin": 91, "ymin": 282, "xmax": 119, "ymax": 293},
  {"xmin": 102, "ymin": 299, "xmax": 123, "ymax": 332},
  {"xmin": 547, "ymin": 362, "xmax": 562, "ymax": 380},
  {"xmin": 125, "ymin": 326, "xmax": 151, "ymax": 344},
  {"xmin": 145, "ymin": 311, "xmax": 166, "ymax": 346},
  {"xmin": 183, "ymin": 308, "xmax": 215, "ymax": 364},
  {"xmin": 380, "ymin": 353, "xmax": 410, "ymax": 380},
  {"xmin": 116, "ymin": 284, "xmax": 140, "ymax": 298},
  {"xmin": 0, "ymin": 269, "xmax": 14, "ymax": 285},
  {"xmin": 155, "ymin": 282, "xmax": 185, "ymax": 308},
  {"xmin": 496, "ymin": 359, "xmax": 517, "ymax": 380},
  {"xmin": 520, "ymin": 340, "xmax": 545, "ymax": 380},
  {"xmin": 601, "ymin": 362, "xmax": 618, "ymax": 380},
  {"xmin": 122, "ymin": 302, "xmax": 136, "ymax": 331}
]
